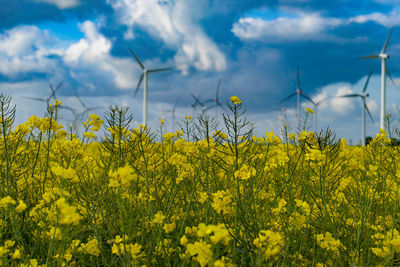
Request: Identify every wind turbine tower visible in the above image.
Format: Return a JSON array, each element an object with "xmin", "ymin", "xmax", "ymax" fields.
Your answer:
[
  {"xmin": 359, "ymin": 27, "xmax": 395, "ymax": 131},
  {"xmin": 129, "ymin": 48, "xmax": 172, "ymax": 126},
  {"xmin": 338, "ymin": 66, "xmax": 375, "ymax": 146},
  {"xmin": 280, "ymin": 67, "xmax": 315, "ymax": 131},
  {"xmin": 203, "ymin": 79, "xmax": 226, "ymax": 118}
]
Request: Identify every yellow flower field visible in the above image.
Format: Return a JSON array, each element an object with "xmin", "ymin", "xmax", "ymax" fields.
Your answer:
[{"xmin": 0, "ymin": 94, "xmax": 400, "ymax": 266}]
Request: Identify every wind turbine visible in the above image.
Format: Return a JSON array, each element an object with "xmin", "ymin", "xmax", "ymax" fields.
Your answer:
[
  {"xmin": 338, "ymin": 66, "xmax": 375, "ymax": 146},
  {"xmin": 279, "ymin": 66, "xmax": 315, "ymax": 131},
  {"xmin": 203, "ymin": 79, "xmax": 226, "ymax": 116},
  {"xmin": 129, "ymin": 48, "xmax": 173, "ymax": 126},
  {"xmin": 161, "ymin": 98, "xmax": 180, "ymax": 131},
  {"xmin": 73, "ymin": 92, "xmax": 103, "ymax": 122},
  {"xmin": 190, "ymin": 93, "xmax": 208, "ymax": 116},
  {"xmin": 23, "ymin": 81, "xmax": 63, "ymax": 107},
  {"xmin": 359, "ymin": 27, "xmax": 395, "ymax": 131}
]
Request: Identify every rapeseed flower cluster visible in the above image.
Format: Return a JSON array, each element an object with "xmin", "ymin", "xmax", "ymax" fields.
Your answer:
[{"xmin": 0, "ymin": 94, "xmax": 400, "ymax": 266}]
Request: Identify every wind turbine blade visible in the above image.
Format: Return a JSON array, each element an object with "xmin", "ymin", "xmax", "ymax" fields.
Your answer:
[
  {"xmin": 58, "ymin": 106, "xmax": 78, "ymax": 114},
  {"xmin": 55, "ymin": 81, "xmax": 63, "ymax": 92},
  {"xmin": 128, "ymin": 48, "xmax": 145, "ymax": 70},
  {"xmin": 316, "ymin": 97, "xmax": 329, "ymax": 105},
  {"xmin": 23, "ymin": 96, "xmax": 46, "ymax": 102},
  {"xmin": 385, "ymin": 63, "xmax": 396, "ymax": 86},
  {"xmin": 279, "ymin": 92, "xmax": 297, "ymax": 104},
  {"xmin": 147, "ymin": 67, "xmax": 173, "ymax": 73},
  {"xmin": 191, "ymin": 94, "xmax": 204, "ymax": 107},
  {"xmin": 338, "ymin": 94, "xmax": 361, "ymax": 98},
  {"xmin": 74, "ymin": 92, "xmax": 87, "ymax": 109},
  {"xmin": 365, "ymin": 103, "xmax": 374, "ymax": 122},
  {"xmin": 300, "ymin": 92, "xmax": 316, "ymax": 105},
  {"xmin": 49, "ymin": 83, "xmax": 55, "ymax": 94},
  {"xmin": 358, "ymin": 55, "xmax": 379, "ymax": 60},
  {"xmin": 296, "ymin": 66, "xmax": 301, "ymax": 90},
  {"xmin": 381, "ymin": 27, "xmax": 394, "ymax": 54},
  {"xmin": 87, "ymin": 107, "xmax": 103, "ymax": 112},
  {"xmin": 135, "ymin": 73, "xmax": 144, "ymax": 96},
  {"xmin": 362, "ymin": 66, "xmax": 375, "ymax": 93}
]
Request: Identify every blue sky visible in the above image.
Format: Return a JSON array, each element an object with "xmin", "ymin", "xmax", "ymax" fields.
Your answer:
[{"xmin": 0, "ymin": 0, "xmax": 400, "ymax": 143}]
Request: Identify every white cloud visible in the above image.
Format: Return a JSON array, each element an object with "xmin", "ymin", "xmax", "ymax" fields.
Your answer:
[
  {"xmin": 348, "ymin": 10, "xmax": 400, "ymax": 27},
  {"xmin": 0, "ymin": 21, "xmax": 140, "ymax": 90},
  {"xmin": 0, "ymin": 26, "xmax": 46, "ymax": 56},
  {"xmin": 231, "ymin": 8, "xmax": 400, "ymax": 42},
  {"xmin": 232, "ymin": 13, "xmax": 342, "ymax": 41},
  {"xmin": 35, "ymin": 0, "xmax": 80, "ymax": 9},
  {"xmin": 63, "ymin": 21, "xmax": 137, "ymax": 89},
  {"xmin": 0, "ymin": 26, "xmax": 60, "ymax": 76},
  {"xmin": 330, "ymin": 87, "xmax": 355, "ymax": 115},
  {"xmin": 109, "ymin": 0, "xmax": 227, "ymax": 74}
]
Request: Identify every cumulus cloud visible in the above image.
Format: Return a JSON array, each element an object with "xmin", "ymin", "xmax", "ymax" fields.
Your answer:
[
  {"xmin": 0, "ymin": 25, "xmax": 60, "ymax": 76},
  {"xmin": 109, "ymin": 0, "xmax": 227, "ymax": 75},
  {"xmin": 330, "ymin": 87, "xmax": 355, "ymax": 115},
  {"xmin": 35, "ymin": 0, "xmax": 81, "ymax": 9},
  {"xmin": 232, "ymin": 13, "xmax": 342, "ymax": 41},
  {"xmin": 0, "ymin": 21, "xmax": 139, "ymax": 90},
  {"xmin": 63, "ymin": 21, "xmax": 137, "ymax": 89}
]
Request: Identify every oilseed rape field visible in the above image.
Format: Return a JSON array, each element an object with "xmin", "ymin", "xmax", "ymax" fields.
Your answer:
[{"xmin": 1, "ymin": 93, "xmax": 400, "ymax": 266}]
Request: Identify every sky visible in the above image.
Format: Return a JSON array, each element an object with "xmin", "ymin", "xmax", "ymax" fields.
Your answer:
[{"xmin": 0, "ymin": 0, "xmax": 400, "ymax": 143}]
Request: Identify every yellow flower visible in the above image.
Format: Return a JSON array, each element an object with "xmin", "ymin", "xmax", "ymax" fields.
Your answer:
[
  {"xmin": 47, "ymin": 227, "xmax": 62, "ymax": 240},
  {"xmin": 80, "ymin": 238, "xmax": 100, "ymax": 256},
  {"xmin": 164, "ymin": 222, "xmax": 176, "ymax": 233},
  {"xmin": 160, "ymin": 118, "xmax": 165, "ymax": 125},
  {"xmin": 0, "ymin": 196, "xmax": 16, "ymax": 208},
  {"xmin": 230, "ymin": 96, "xmax": 242, "ymax": 105},
  {"xmin": 186, "ymin": 241, "xmax": 212, "ymax": 267},
  {"xmin": 54, "ymin": 99, "xmax": 62, "ymax": 107},
  {"xmin": 234, "ymin": 164, "xmax": 256, "ymax": 180},
  {"xmin": 305, "ymin": 107, "xmax": 314, "ymax": 114},
  {"xmin": 180, "ymin": 235, "xmax": 189, "ymax": 246},
  {"xmin": 15, "ymin": 201, "xmax": 27, "ymax": 213},
  {"xmin": 56, "ymin": 198, "xmax": 82, "ymax": 225},
  {"xmin": 12, "ymin": 249, "xmax": 21, "ymax": 259},
  {"xmin": 211, "ymin": 190, "xmax": 233, "ymax": 215},
  {"xmin": 83, "ymin": 131, "xmax": 96, "ymax": 139},
  {"xmin": 153, "ymin": 211, "xmax": 165, "ymax": 224}
]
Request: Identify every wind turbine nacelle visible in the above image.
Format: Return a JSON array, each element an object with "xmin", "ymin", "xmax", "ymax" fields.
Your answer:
[{"xmin": 379, "ymin": 53, "xmax": 389, "ymax": 59}]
